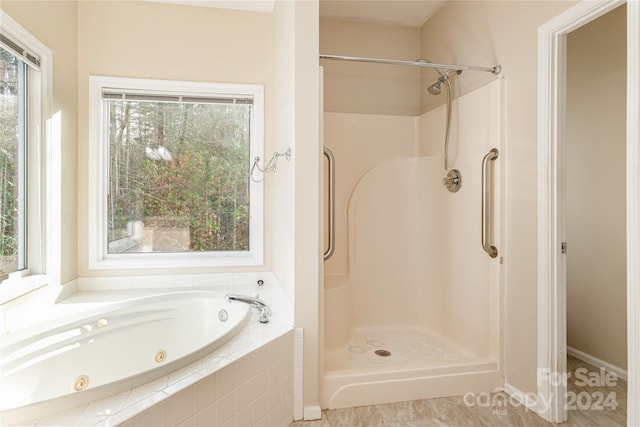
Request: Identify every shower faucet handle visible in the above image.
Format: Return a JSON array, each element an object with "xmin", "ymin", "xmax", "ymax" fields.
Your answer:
[
  {"xmin": 442, "ymin": 169, "xmax": 463, "ymax": 193},
  {"xmin": 442, "ymin": 176, "xmax": 458, "ymax": 185}
]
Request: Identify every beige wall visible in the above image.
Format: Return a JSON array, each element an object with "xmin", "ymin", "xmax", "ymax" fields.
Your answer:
[
  {"xmin": 273, "ymin": 0, "xmax": 321, "ymax": 413},
  {"xmin": 76, "ymin": 1, "xmax": 274, "ymax": 277},
  {"xmin": 291, "ymin": 1, "xmax": 321, "ymax": 412},
  {"xmin": 272, "ymin": 0, "xmax": 296, "ymax": 303},
  {"xmin": 0, "ymin": 0, "xmax": 283, "ymax": 280},
  {"xmin": 420, "ymin": 1, "xmax": 577, "ymax": 393},
  {"xmin": 320, "ymin": 18, "xmax": 420, "ymax": 116},
  {"xmin": 0, "ymin": 1, "xmax": 78, "ymax": 285},
  {"xmin": 566, "ymin": 5, "xmax": 627, "ymax": 369}
]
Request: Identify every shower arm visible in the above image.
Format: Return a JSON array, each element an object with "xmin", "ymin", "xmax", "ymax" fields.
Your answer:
[{"xmin": 319, "ymin": 54, "xmax": 502, "ymax": 75}]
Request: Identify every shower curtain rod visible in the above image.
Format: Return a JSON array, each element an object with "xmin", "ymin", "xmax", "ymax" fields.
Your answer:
[{"xmin": 320, "ymin": 54, "xmax": 502, "ymax": 75}]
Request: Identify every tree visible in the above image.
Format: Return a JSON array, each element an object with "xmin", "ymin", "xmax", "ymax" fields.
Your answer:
[
  {"xmin": 0, "ymin": 48, "xmax": 20, "ymax": 272},
  {"xmin": 107, "ymin": 99, "xmax": 251, "ymax": 253}
]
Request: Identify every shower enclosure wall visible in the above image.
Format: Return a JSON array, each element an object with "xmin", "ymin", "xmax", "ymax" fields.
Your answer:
[{"xmin": 322, "ymin": 66, "xmax": 504, "ymax": 408}]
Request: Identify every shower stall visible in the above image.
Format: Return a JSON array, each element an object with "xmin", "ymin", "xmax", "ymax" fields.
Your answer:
[{"xmin": 320, "ymin": 52, "xmax": 504, "ymax": 409}]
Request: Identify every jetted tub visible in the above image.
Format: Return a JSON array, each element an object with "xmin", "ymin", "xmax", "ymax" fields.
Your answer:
[{"xmin": 0, "ymin": 291, "xmax": 250, "ymax": 422}]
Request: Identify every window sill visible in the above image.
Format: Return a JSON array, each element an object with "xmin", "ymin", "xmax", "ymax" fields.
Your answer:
[
  {"xmin": 0, "ymin": 274, "xmax": 49, "ymax": 305},
  {"xmin": 89, "ymin": 252, "xmax": 263, "ymax": 270}
]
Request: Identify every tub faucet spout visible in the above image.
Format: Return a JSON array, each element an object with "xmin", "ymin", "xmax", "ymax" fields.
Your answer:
[{"xmin": 225, "ymin": 294, "xmax": 272, "ymax": 324}]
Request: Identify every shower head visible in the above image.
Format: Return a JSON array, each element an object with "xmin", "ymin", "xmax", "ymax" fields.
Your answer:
[
  {"xmin": 427, "ymin": 73, "xmax": 449, "ymax": 96},
  {"xmin": 417, "ymin": 59, "xmax": 454, "ymax": 96},
  {"xmin": 427, "ymin": 81, "xmax": 442, "ymax": 95}
]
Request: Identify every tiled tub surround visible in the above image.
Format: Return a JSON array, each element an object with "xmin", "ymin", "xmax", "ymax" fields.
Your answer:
[
  {"xmin": 118, "ymin": 331, "xmax": 295, "ymax": 427},
  {"xmin": 0, "ymin": 274, "xmax": 294, "ymax": 427}
]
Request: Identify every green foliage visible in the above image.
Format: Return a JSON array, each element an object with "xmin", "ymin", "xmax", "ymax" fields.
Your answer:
[
  {"xmin": 0, "ymin": 48, "xmax": 20, "ymax": 272},
  {"xmin": 107, "ymin": 99, "xmax": 251, "ymax": 253}
]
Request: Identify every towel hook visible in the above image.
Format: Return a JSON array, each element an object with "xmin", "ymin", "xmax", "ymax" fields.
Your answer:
[{"xmin": 250, "ymin": 148, "xmax": 291, "ymax": 182}]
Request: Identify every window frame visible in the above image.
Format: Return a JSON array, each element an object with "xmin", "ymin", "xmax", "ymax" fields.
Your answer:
[
  {"xmin": 88, "ymin": 76, "xmax": 264, "ymax": 270},
  {"xmin": 0, "ymin": 11, "xmax": 57, "ymax": 298}
]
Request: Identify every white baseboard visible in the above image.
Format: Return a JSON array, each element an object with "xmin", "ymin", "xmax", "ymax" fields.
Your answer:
[
  {"xmin": 303, "ymin": 405, "xmax": 322, "ymax": 421},
  {"xmin": 502, "ymin": 382, "xmax": 539, "ymax": 413},
  {"xmin": 567, "ymin": 346, "xmax": 627, "ymax": 381}
]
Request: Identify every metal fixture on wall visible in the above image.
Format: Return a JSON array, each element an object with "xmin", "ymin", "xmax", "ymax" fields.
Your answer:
[
  {"xmin": 250, "ymin": 148, "xmax": 291, "ymax": 182},
  {"xmin": 482, "ymin": 148, "xmax": 499, "ymax": 258},
  {"xmin": 421, "ymin": 59, "xmax": 461, "ymax": 171},
  {"xmin": 320, "ymin": 54, "xmax": 502, "ymax": 174},
  {"xmin": 319, "ymin": 54, "xmax": 501, "ymax": 75},
  {"xmin": 442, "ymin": 169, "xmax": 462, "ymax": 193},
  {"xmin": 324, "ymin": 147, "xmax": 335, "ymax": 261}
]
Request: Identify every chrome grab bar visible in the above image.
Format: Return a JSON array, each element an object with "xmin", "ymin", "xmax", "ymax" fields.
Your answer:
[
  {"xmin": 482, "ymin": 148, "xmax": 499, "ymax": 258},
  {"xmin": 324, "ymin": 147, "xmax": 335, "ymax": 261}
]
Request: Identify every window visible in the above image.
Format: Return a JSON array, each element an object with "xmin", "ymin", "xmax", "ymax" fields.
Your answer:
[
  {"xmin": 0, "ymin": 44, "xmax": 27, "ymax": 274},
  {"xmin": 0, "ymin": 12, "xmax": 55, "ymax": 292},
  {"xmin": 89, "ymin": 77, "xmax": 264, "ymax": 269}
]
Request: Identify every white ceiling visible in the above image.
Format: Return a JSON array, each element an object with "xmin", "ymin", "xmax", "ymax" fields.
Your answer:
[
  {"xmin": 148, "ymin": 0, "xmax": 445, "ymax": 28},
  {"xmin": 319, "ymin": 0, "xmax": 447, "ymax": 28},
  {"xmin": 147, "ymin": 0, "xmax": 275, "ymax": 13}
]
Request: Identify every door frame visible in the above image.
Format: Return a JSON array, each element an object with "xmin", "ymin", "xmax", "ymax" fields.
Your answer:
[{"xmin": 537, "ymin": 0, "xmax": 639, "ymax": 424}]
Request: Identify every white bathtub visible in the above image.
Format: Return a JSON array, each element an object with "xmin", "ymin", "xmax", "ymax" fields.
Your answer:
[{"xmin": 0, "ymin": 291, "xmax": 250, "ymax": 422}]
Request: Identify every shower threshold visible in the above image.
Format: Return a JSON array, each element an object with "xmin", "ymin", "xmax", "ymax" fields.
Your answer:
[{"xmin": 322, "ymin": 326, "xmax": 502, "ymax": 409}]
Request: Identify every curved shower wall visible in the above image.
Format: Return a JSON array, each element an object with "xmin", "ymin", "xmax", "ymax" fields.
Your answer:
[
  {"xmin": 323, "ymin": 113, "xmax": 418, "ymax": 351},
  {"xmin": 346, "ymin": 157, "xmax": 448, "ymax": 332},
  {"xmin": 322, "ymin": 79, "xmax": 503, "ymax": 409}
]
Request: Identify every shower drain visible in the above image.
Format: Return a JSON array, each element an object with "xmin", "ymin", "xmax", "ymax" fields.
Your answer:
[{"xmin": 374, "ymin": 349, "xmax": 391, "ymax": 357}]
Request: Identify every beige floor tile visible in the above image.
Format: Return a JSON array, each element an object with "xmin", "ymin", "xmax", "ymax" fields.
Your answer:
[
  {"xmin": 291, "ymin": 356, "xmax": 626, "ymax": 427},
  {"xmin": 289, "ymin": 414, "xmax": 331, "ymax": 427}
]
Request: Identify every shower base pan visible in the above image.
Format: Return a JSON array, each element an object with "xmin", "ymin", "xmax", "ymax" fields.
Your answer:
[{"xmin": 322, "ymin": 326, "xmax": 502, "ymax": 409}]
